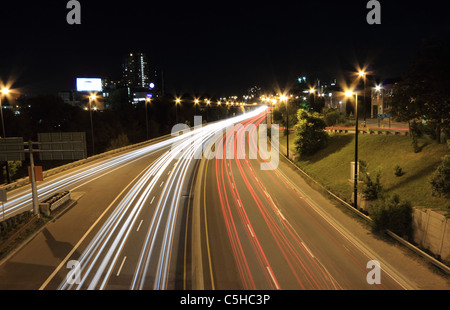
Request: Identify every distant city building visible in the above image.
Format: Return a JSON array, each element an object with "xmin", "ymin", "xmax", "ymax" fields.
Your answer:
[
  {"xmin": 122, "ymin": 52, "xmax": 150, "ymax": 89},
  {"xmin": 370, "ymin": 78, "xmax": 399, "ymax": 118}
]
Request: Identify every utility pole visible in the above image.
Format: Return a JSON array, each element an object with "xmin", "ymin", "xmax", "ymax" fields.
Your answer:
[{"xmin": 28, "ymin": 141, "xmax": 40, "ymax": 218}]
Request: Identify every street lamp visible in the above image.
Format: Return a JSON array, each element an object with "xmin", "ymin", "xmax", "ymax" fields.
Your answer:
[
  {"xmin": 279, "ymin": 95, "xmax": 289, "ymax": 159},
  {"xmin": 145, "ymin": 97, "xmax": 151, "ymax": 140},
  {"xmin": 358, "ymin": 70, "xmax": 367, "ymax": 122},
  {"xmin": 345, "ymin": 90, "xmax": 359, "ymax": 209},
  {"xmin": 88, "ymin": 94, "xmax": 96, "ymax": 156},
  {"xmin": 0, "ymin": 88, "xmax": 11, "ymax": 183},
  {"xmin": 0, "ymin": 88, "xmax": 9, "ymax": 139},
  {"xmin": 175, "ymin": 98, "xmax": 181, "ymax": 123}
]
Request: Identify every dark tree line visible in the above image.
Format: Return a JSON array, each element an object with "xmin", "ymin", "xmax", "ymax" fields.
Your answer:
[
  {"xmin": 0, "ymin": 89, "xmax": 243, "ymax": 184},
  {"xmin": 391, "ymin": 35, "xmax": 450, "ymax": 144}
]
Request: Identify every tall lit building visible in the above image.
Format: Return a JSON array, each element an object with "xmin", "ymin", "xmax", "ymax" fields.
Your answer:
[{"xmin": 122, "ymin": 52, "xmax": 150, "ymax": 89}]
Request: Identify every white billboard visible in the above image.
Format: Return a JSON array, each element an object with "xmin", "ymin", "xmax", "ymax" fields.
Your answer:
[{"xmin": 76, "ymin": 78, "xmax": 103, "ymax": 91}]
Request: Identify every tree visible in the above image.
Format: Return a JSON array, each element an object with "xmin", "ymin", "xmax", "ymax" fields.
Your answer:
[
  {"xmin": 359, "ymin": 160, "xmax": 383, "ymax": 201},
  {"xmin": 294, "ymin": 109, "xmax": 328, "ymax": 157},
  {"xmin": 430, "ymin": 144, "xmax": 450, "ymax": 198},
  {"xmin": 390, "ymin": 36, "xmax": 450, "ymax": 143}
]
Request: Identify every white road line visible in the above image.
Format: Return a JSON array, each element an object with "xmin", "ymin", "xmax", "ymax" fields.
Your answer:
[
  {"xmin": 136, "ymin": 219, "xmax": 143, "ymax": 232},
  {"xmin": 247, "ymin": 224, "xmax": 254, "ymax": 237},
  {"xmin": 150, "ymin": 196, "xmax": 155, "ymax": 204},
  {"xmin": 116, "ymin": 256, "xmax": 127, "ymax": 276},
  {"xmin": 167, "ymin": 170, "xmax": 171, "ymax": 175},
  {"xmin": 160, "ymin": 181, "xmax": 164, "ymax": 187},
  {"xmin": 38, "ymin": 162, "xmax": 151, "ymax": 290},
  {"xmin": 277, "ymin": 209, "xmax": 286, "ymax": 221},
  {"xmin": 266, "ymin": 266, "xmax": 280, "ymax": 290},
  {"xmin": 302, "ymin": 242, "xmax": 315, "ymax": 258}
]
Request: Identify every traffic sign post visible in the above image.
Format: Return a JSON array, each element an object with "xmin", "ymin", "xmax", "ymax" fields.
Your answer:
[
  {"xmin": 0, "ymin": 133, "xmax": 86, "ymax": 219},
  {"xmin": 0, "ymin": 189, "xmax": 6, "ymax": 221},
  {"xmin": 28, "ymin": 141, "xmax": 40, "ymax": 218}
]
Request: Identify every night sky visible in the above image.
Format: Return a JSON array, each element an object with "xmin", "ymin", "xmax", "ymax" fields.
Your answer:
[{"xmin": 1, "ymin": 0, "xmax": 449, "ymax": 97}]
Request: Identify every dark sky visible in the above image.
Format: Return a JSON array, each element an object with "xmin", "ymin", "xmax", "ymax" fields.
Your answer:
[{"xmin": 1, "ymin": 0, "xmax": 449, "ymax": 97}]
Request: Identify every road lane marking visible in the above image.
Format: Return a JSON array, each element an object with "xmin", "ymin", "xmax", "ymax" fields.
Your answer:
[
  {"xmin": 150, "ymin": 196, "xmax": 155, "ymax": 204},
  {"xmin": 277, "ymin": 209, "xmax": 286, "ymax": 221},
  {"xmin": 167, "ymin": 170, "xmax": 171, "ymax": 175},
  {"xmin": 266, "ymin": 266, "xmax": 280, "ymax": 290},
  {"xmin": 203, "ymin": 160, "xmax": 215, "ymax": 289},
  {"xmin": 302, "ymin": 242, "xmax": 315, "ymax": 258},
  {"xmin": 160, "ymin": 181, "xmax": 165, "ymax": 187},
  {"xmin": 38, "ymin": 161, "xmax": 152, "ymax": 290},
  {"xmin": 136, "ymin": 219, "xmax": 143, "ymax": 232},
  {"xmin": 116, "ymin": 256, "xmax": 127, "ymax": 276},
  {"xmin": 247, "ymin": 224, "xmax": 254, "ymax": 237}
]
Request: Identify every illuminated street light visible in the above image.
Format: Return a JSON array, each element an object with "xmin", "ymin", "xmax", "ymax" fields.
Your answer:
[
  {"xmin": 279, "ymin": 94, "xmax": 290, "ymax": 159},
  {"xmin": 145, "ymin": 97, "xmax": 151, "ymax": 140},
  {"xmin": 175, "ymin": 98, "xmax": 181, "ymax": 123},
  {"xmin": 345, "ymin": 90, "xmax": 359, "ymax": 209},
  {"xmin": 0, "ymin": 87, "xmax": 11, "ymax": 183},
  {"xmin": 357, "ymin": 70, "xmax": 367, "ymax": 122}
]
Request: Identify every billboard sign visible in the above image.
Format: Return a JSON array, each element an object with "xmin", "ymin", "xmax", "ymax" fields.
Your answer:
[
  {"xmin": 38, "ymin": 132, "xmax": 87, "ymax": 160},
  {"xmin": 76, "ymin": 78, "xmax": 103, "ymax": 92},
  {"xmin": 0, "ymin": 137, "xmax": 25, "ymax": 161}
]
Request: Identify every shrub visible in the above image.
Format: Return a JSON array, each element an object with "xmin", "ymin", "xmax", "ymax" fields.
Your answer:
[
  {"xmin": 369, "ymin": 194, "xmax": 414, "ymax": 240},
  {"xmin": 430, "ymin": 155, "xmax": 450, "ymax": 198},
  {"xmin": 294, "ymin": 109, "xmax": 328, "ymax": 157},
  {"xmin": 359, "ymin": 161, "xmax": 383, "ymax": 200},
  {"xmin": 394, "ymin": 164, "xmax": 404, "ymax": 177},
  {"xmin": 322, "ymin": 108, "xmax": 341, "ymax": 126}
]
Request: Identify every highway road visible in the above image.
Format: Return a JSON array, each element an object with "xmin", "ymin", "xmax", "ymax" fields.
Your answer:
[
  {"xmin": 35, "ymin": 107, "xmax": 266, "ymax": 290},
  {"xmin": 197, "ymin": 111, "xmax": 415, "ymax": 290},
  {"xmin": 1, "ymin": 106, "xmax": 448, "ymax": 291}
]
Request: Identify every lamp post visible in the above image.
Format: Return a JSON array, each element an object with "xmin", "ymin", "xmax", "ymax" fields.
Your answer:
[
  {"xmin": 375, "ymin": 85, "xmax": 382, "ymax": 126},
  {"xmin": 194, "ymin": 98, "xmax": 199, "ymax": 117},
  {"xmin": 0, "ymin": 88, "xmax": 11, "ymax": 183},
  {"xmin": 345, "ymin": 90, "xmax": 359, "ymax": 208},
  {"xmin": 175, "ymin": 98, "xmax": 181, "ymax": 124},
  {"xmin": 88, "ymin": 94, "xmax": 96, "ymax": 156},
  {"xmin": 145, "ymin": 97, "xmax": 151, "ymax": 140},
  {"xmin": 358, "ymin": 70, "xmax": 367, "ymax": 123},
  {"xmin": 280, "ymin": 95, "xmax": 289, "ymax": 159},
  {"xmin": 0, "ymin": 88, "xmax": 8, "ymax": 139}
]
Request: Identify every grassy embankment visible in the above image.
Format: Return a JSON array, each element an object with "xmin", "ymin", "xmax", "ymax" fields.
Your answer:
[{"xmin": 280, "ymin": 131, "xmax": 450, "ymax": 212}]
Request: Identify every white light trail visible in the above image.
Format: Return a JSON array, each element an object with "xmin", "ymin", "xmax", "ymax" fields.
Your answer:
[{"xmin": 56, "ymin": 106, "xmax": 268, "ymax": 290}]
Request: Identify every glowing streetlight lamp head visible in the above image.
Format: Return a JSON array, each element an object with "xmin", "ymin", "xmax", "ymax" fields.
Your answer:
[
  {"xmin": 279, "ymin": 95, "xmax": 287, "ymax": 101},
  {"xmin": 375, "ymin": 85, "xmax": 382, "ymax": 91},
  {"xmin": 89, "ymin": 94, "xmax": 97, "ymax": 100},
  {"xmin": 1, "ymin": 88, "xmax": 9, "ymax": 95},
  {"xmin": 345, "ymin": 90, "xmax": 354, "ymax": 97},
  {"xmin": 358, "ymin": 70, "xmax": 365, "ymax": 77},
  {"xmin": 175, "ymin": 98, "xmax": 181, "ymax": 104}
]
